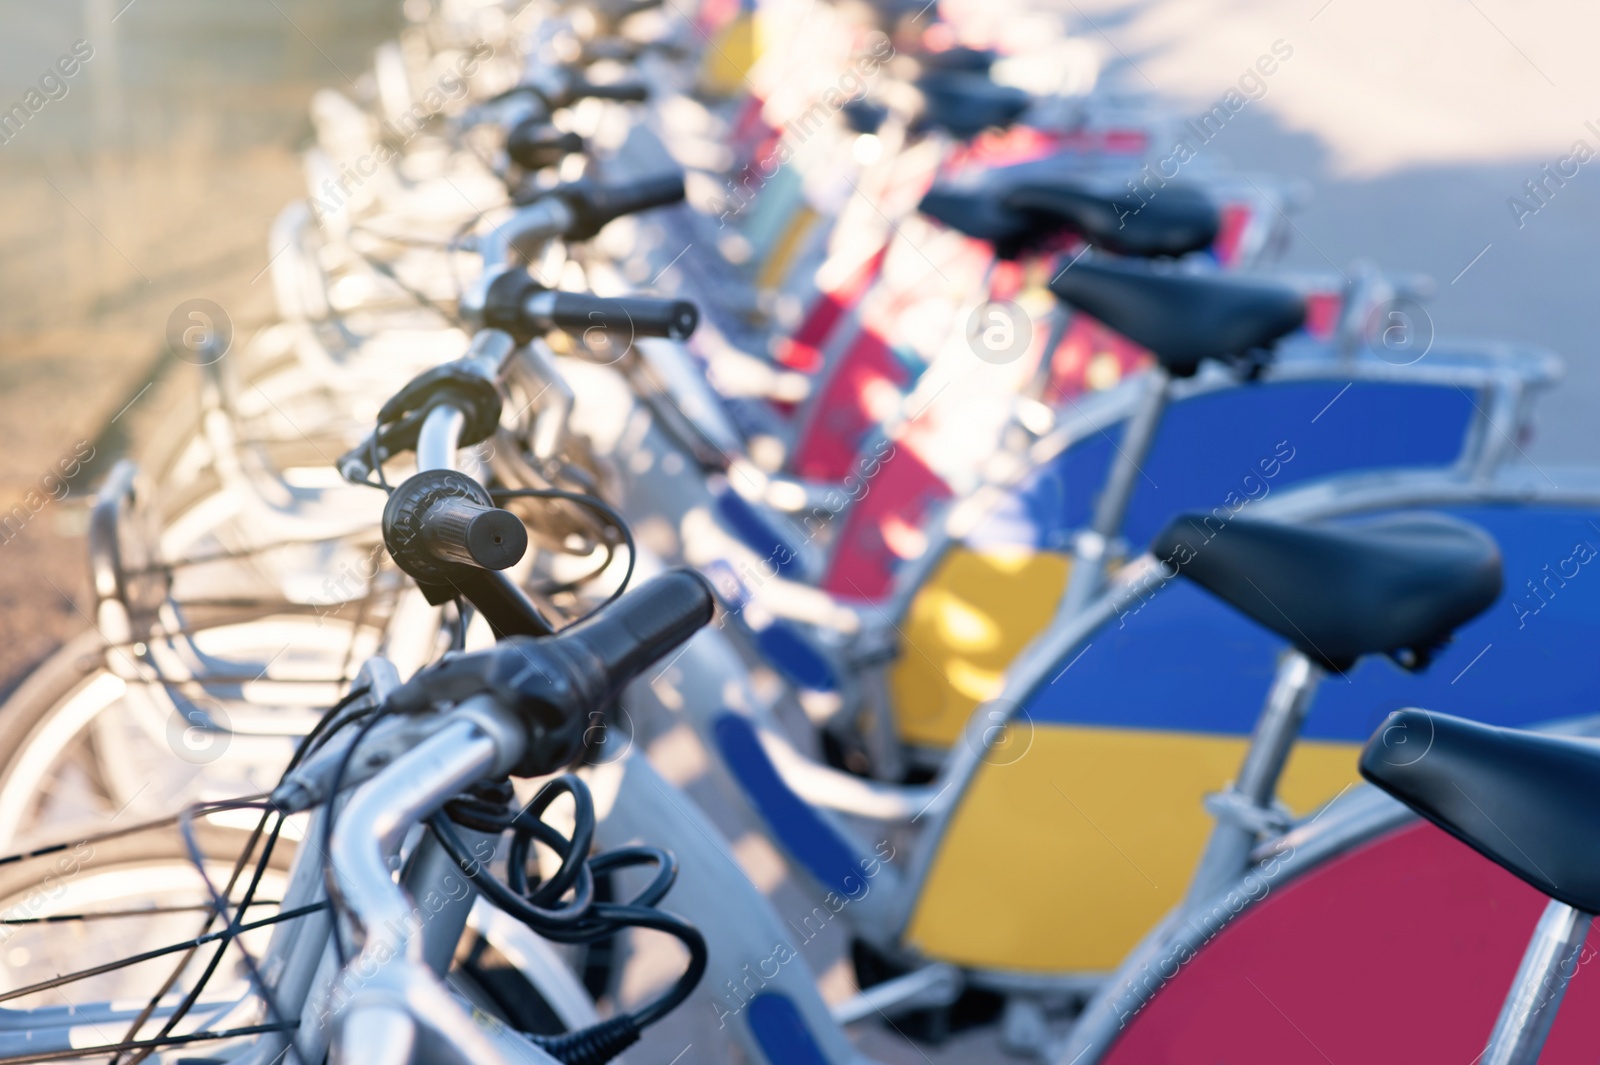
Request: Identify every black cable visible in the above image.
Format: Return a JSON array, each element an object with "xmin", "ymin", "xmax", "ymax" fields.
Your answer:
[
  {"xmin": 489, "ymin": 488, "xmax": 636, "ymax": 621},
  {"xmin": 0, "ymin": 685, "xmax": 368, "ymax": 1064},
  {"xmin": 426, "ymin": 777, "xmax": 705, "ymax": 1035},
  {"xmin": 0, "ymin": 902, "xmax": 325, "ymax": 1005},
  {"xmin": 129, "ymin": 797, "xmax": 294, "ymax": 1065},
  {"xmin": 451, "ymin": 598, "xmax": 474, "ymax": 652},
  {"xmin": 173, "ymin": 807, "xmax": 297, "ymax": 1064},
  {"xmin": 364, "ymin": 420, "xmax": 394, "ymax": 493},
  {"xmin": 0, "ymin": 795, "xmax": 273, "ymax": 873},
  {"xmin": 133, "ymin": 684, "xmax": 374, "ymax": 1063},
  {"xmin": 540, "ymin": 538, "xmax": 615, "ymax": 600},
  {"xmin": 0, "ymin": 901, "xmax": 284, "ymax": 924},
  {"xmin": 350, "ymin": 243, "xmax": 464, "ymax": 327},
  {"xmin": 505, "ymin": 776, "xmax": 595, "ymax": 912},
  {"xmin": 5, "ymin": 1021, "xmax": 298, "ymax": 1064}
]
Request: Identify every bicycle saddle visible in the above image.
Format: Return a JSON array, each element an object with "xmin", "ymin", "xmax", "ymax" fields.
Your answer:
[
  {"xmin": 1047, "ymin": 258, "xmax": 1306, "ymax": 377},
  {"xmin": 842, "ymin": 98, "xmax": 888, "ymax": 135},
  {"xmin": 1003, "ymin": 182, "xmax": 1219, "ymax": 258},
  {"xmin": 915, "ymin": 71, "xmax": 1032, "ymax": 139},
  {"xmin": 920, "ymin": 176, "xmax": 1219, "ymax": 260},
  {"xmin": 1149, "ymin": 513, "xmax": 1502, "ymax": 671},
  {"xmin": 918, "ymin": 183, "xmax": 1039, "ymax": 258},
  {"xmin": 916, "ymin": 46, "xmax": 997, "ymax": 74},
  {"xmin": 1361, "ymin": 710, "xmax": 1600, "ymax": 914}
]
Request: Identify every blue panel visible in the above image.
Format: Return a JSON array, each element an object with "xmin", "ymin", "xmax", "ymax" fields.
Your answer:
[
  {"xmin": 969, "ymin": 379, "xmax": 1473, "ymax": 551},
  {"xmin": 748, "ymin": 994, "xmax": 833, "ymax": 1065},
  {"xmin": 754, "ymin": 622, "xmax": 840, "ymax": 692},
  {"xmin": 713, "ymin": 714, "xmax": 863, "ymax": 895},
  {"xmin": 1023, "ymin": 503, "xmax": 1600, "ymax": 742},
  {"xmin": 972, "ymin": 428, "xmax": 1113, "ymax": 550},
  {"xmin": 715, "ymin": 488, "xmax": 805, "ymax": 575}
]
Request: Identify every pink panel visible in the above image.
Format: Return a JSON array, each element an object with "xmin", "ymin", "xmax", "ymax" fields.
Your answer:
[
  {"xmin": 1303, "ymin": 290, "xmax": 1343, "ymax": 341},
  {"xmin": 818, "ymin": 444, "xmax": 951, "ymax": 601},
  {"xmin": 1103, "ymin": 822, "xmax": 1600, "ymax": 1064},
  {"xmin": 1212, "ymin": 201, "xmax": 1253, "ymax": 268},
  {"xmin": 774, "ymin": 248, "xmax": 887, "ymax": 374},
  {"xmin": 789, "ymin": 330, "xmax": 910, "ymax": 481},
  {"xmin": 1045, "ymin": 314, "xmax": 1153, "ymax": 403}
]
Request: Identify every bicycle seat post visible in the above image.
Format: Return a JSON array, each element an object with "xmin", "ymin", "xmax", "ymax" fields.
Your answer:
[
  {"xmin": 1016, "ymin": 300, "xmax": 1074, "ymax": 408},
  {"xmin": 1057, "ymin": 366, "xmax": 1172, "ymax": 617},
  {"xmin": 1482, "ymin": 898, "xmax": 1592, "ymax": 1064},
  {"xmin": 1183, "ymin": 648, "xmax": 1323, "ymax": 908}
]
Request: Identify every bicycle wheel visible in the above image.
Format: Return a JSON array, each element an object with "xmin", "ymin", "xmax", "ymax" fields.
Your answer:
[
  {"xmin": 0, "ymin": 822, "xmax": 293, "ymax": 1013},
  {"xmin": 0, "ymin": 616, "xmax": 379, "ymax": 852},
  {"xmin": 0, "ymin": 824, "xmax": 595, "ymax": 1063}
]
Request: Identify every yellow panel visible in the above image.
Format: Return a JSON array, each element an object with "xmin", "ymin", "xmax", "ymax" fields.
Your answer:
[
  {"xmin": 757, "ymin": 205, "xmax": 819, "ymax": 293},
  {"xmin": 701, "ymin": 14, "xmax": 755, "ymax": 97},
  {"xmin": 890, "ymin": 547, "xmax": 1070, "ymax": 748},
  {"xmin": 904, "ymin": 725, "xmax": 1361, "ymax": 972}
]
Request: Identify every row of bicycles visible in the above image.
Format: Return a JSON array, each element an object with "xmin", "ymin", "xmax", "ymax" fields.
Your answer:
[{"xmin": 5, "ymin": 0, "xmax": 1600, "ymax": 1060}]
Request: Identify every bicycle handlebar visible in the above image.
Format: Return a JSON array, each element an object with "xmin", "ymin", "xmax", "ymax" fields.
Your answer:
[
  {"xmin": 569, "ymin": 75, "xmax": 650, "ymax": 102},
  {"xmin": 526, "ymin": 290, "xmax": 699, "ymax": 341},
  {"xmin": 389, "ymin": 568, "xmax": 715, "ymax": 775},
  {"xmin": 554, "ymin": 567, "xmax": 715, "ymax": 688},
  {"xmin": 506, "ymin": 120, "xmax": 585, "ymax": 170},
  {"xmin": 549, "ymin": 173, "xmax": 686, "ymax": 238},
  {"xmin": 417, "ymin": 492, "xmax": 528, "ymax": 570}
]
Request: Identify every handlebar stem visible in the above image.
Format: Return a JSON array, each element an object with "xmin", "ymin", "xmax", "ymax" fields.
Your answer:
[
  {"xmin": 417, "ymin": 405, "xmax": 467, "ymax": 472},
  {"xmin": 471, "ymin": 198, "xmax": 577, "ymax": 273}
]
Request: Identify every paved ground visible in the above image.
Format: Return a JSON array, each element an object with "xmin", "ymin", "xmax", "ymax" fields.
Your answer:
[
  {"xmin": 1063, "ymin": 0, "xmax": 1600, "ymax": 465},
  {"xmin": 0, "ymin": 0, "xmax": 398, "ymax": 689}
]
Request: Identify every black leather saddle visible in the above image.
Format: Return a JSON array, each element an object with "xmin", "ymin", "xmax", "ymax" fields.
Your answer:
[
  {"xmin": 1361, "ymin": 710, "xmax": 1600, "ymax": 914},
  {"xmin": 918, "ymin": 184, "xmax": 1039, "ymax": 257},
  {"xmin": 916, "ymin": 46, "xmax": 996, "ymax": 74},
  {"xmin": 1004, "ymin": 183, "xmax": 1219, "ymax": 259},
  {"xmin": 842, "ymin": 98, "xmax": 889, "ymax": 135},
  {"xmin": 915, "ymin": 72, "xmax": 1032, "ymax": 139},
  {"xmin": 1150, "ymin": 513, "xmax": 1503, "ymax": 672},
  {"xmin": 1047, "ymin": 258, "xmax": 1306, "ymax": 376},
  {"xmin": 919, "ymin": 172, "xmax": 1219, "ymax": 261}
]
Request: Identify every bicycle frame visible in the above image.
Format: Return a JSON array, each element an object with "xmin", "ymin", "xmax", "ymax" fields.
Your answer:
[{"xmin": 589, "ymin": 457, "xmax": 1600, "ymax": 1055}]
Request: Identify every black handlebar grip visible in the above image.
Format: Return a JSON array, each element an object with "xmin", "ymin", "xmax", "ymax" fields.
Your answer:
[
  {"xmin": 540, "ymin": 292, "xmax": 698, "ymax": 341},
  {"xmin": 507, "ymin": 120, "xmax": 585, "ymax": 170},
  {"xmin": 384, "ymin": 568, "xmax": 714, "ymax": 775},
  {"xmin": 560, "ymin": 569, "xmax": 715, "ymax": 695},
  {"xmin": 562, "ymin": 173, "xmax": 686, "ymax": 239},
  {"xmin": 572, "ymin": 76, "xmax": 650, "ymax": 102},
  {"xmin": 419, "ymin": 496, "xmax": 529, "ymax": 571}
]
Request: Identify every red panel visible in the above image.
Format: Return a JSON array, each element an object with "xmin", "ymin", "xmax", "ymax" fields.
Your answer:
[
  {"xmin": 819, "ymin": 445, "xmax": 952, "ymax": 601},
  {"xmin": 1303, "ymin": 290, "xmax": 1343, "ymax": 341},
  {"xmin": 789, "ymin": 330, "xmax": 910, "ymax": 481},
  {"xmin": 990, "ymin": 260, "xmax": 1026, "ymax": 301},
  {"xmin": 945, "ymin": 126, "xmax": 1071, "ymax": 172},
  {"xmin": 774, "ymin": 248, "xmax": 886, "ymax": 374},
  {"xmin": 728, "ymin": 96, "xmax": 776, "ymax": 171},
  {"xmin": 1212, "ymin": 201, "xmax": 1253, "ymax": 268},
  {"xmin": 943, "ymin": 128, "xmax": 1150, "ymax": 176},
  {"xmin": 1102, "ymin": 822, "xmax": 1600, "ymax": 1064},
  {"xmin": 1045, "ymin": 314, "xmax": 1153, "ymax": 403},
  {"xmin": 697, "ymin": 0, "xmax": 742, "ymax": 35}
]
